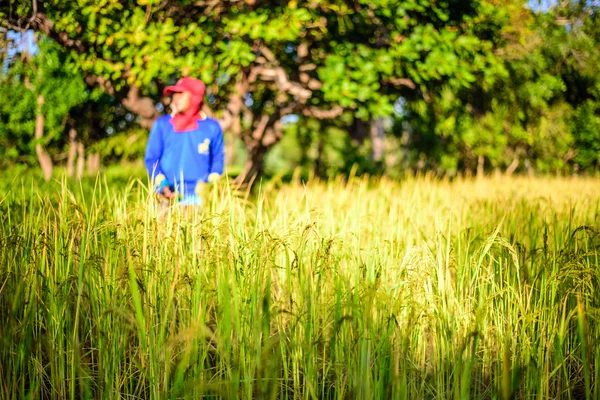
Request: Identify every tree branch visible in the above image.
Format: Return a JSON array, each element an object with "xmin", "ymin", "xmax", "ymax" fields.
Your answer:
[
  {"xmin": 29, "ymin": 13, "xmax": 87, "ymax": 53},
  {"xmin": 84, "ymin": 75, "xmax": 116, "ymax": 95},
  {"xmin": 252, "ymin": 114, "xmax": 270, "ymax": 141},
  {"xmin": 302, "ymin": 105, "xmax": 343, "ymax": 119},
  {"xmin": 248, "ymin": 65, "xmax": 313, "ymax": 101},
  {"xmin": 223, "ymin": 74, "xmax": 248, "ymax": 133},
  {"xmin": 383, "ymin": 77, "xmax": 416, "ymax": 90},
  {"xmin": 120, "ymin": 85, "xmax": 161, "ymax": 128}
]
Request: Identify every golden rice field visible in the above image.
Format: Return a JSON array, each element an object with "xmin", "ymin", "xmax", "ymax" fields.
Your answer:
[{"xmin": 0, "ymin": 173, "xmax": 599, "ymax": 399}]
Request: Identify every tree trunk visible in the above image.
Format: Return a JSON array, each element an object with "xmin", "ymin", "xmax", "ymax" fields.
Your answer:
[
  {"xmin": 235, "ymin": 104, "xmax": 290, "ymax": 185},
  {"xmin": 224, "ymin": 134, "xmax": 237, "ymax": 168},
  {"xmin": 505, "ymin": 158, "xmax": 519, "ymax": 176},
  {"xmin": 370, "ymin": 118, "xmax": 385, "ymax": 163},
  {"xmin": 0, "ymin": 31, "xmax": 8, "ymax": 66},
  {"xmin": 314, "ymin": 131, "xmax": 325, "ymax": 179},
  {"xmin": 400, "ymin": 123, "xmax": 411, "ymax": 172},
  {"xmin": 477, "ymin": 155, "xmax": 485, "ymax": 178},
  {"xmin": 76, "ymin": 142, "xmax": 85, "ymax": 180},
  {"xmin": 67, "ymin": 128, "xmax": 77, "ymax": 178},
  {"xmin": 34, "ymin": 95, "xmax": 53, "ymax": 181},
  {"xmin": 87, "ymin": 153, "xmax": 101, "ymax": 176},
  {"xmin": 237, "ymin": 143, "xmax": 268, "ymax": 185},
  {"xmin": 524, "ymin": 159, "xmax": 534, "ymax": 177},
  {"xmin": 349, "ymin": 118, "xmax": 370, "ymax": 144}
]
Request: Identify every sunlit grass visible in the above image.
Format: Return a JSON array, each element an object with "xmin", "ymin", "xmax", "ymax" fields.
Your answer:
[{"xmin": 0, "ymin": 173, "xmax": 598, "ymax": 399}]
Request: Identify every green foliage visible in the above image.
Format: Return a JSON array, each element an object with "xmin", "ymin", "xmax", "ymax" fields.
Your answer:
[
  {"xmin": 313, "ymin": 0, "xmax": 504, "ymax": 120},
  {"xmin": 89, "ymin": 127, "xmax": 149, "ymax": 163},
  {"xmin": 35, "ymin": 45, "xmax": 88, "ymax": 140},
  {"xmin": 573, "ymin": 100, "xmax": 600, "ymax": 170},
  {"xmin": 1, "ymin": 0, "xmax": 599, "ymax": 177},
  {"xmin": 0, "ymin": 76, "xmax": 36, "ymax": 163},
  {"xmin": 394, "ymin": 0, "xmax": 600, "ymax": 175},
  {"xmin": 0, "ymin": 38, "xmax": 87, "ymax": 167},
  {"xmin": 1, "ymin": 0, "xmax": 505, "ymax": 118},
  {"xmin": 266, "ymin": 116, "xmax": 381, "ymax": 179}
]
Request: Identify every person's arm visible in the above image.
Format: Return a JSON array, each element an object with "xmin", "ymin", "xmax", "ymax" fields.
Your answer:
[
  {"xmin": 144, "ymin": 120, "xmax": 170, "ymax": 192},
  {"xmin": 208, "ymin": 122, "xmax": 225, "ymax": 182}
]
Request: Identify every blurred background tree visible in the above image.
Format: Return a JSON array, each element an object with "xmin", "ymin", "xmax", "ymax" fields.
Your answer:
[
  {"xmin": 0, "ymin": 0, "xmax": 598, "ymax": 181},
  {"xmin": 391, "ymin": 0, "xmax": 600, "ymax": 177}
]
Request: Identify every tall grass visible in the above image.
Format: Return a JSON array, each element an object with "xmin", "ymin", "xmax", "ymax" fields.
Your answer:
[{"xmin": 0, "ymin": 172, "xmax": 598, "ymax": 399}]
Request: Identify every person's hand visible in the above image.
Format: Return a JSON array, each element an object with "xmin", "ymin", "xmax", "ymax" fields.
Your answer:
[
  {"xmin": 207, "ymin": 173, "xmax": 221, "ymax": 183},
  {"xmin": 155, "ymin": 174, "xmax": 173, "ymax": 199},
  {"xmin": 195, "ymin": 180, "xmax": 206, "ymax": 195},
  {"xmin": 162, "ymin": 186, "xmax": 176, "ymax": 199}
]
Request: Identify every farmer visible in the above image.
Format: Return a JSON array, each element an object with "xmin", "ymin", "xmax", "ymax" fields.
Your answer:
[{"xmin": 144, "ymin": 77, "xmax": 224, "ymax": 206}]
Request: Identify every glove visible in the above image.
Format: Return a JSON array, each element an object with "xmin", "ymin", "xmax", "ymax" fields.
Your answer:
[
  {"xmin": 195, "ymin": 180, "xmax": 206, "ymax": 195},
  {"xmin": 155, "ymin": 174, "xmax": 169, "ymax": 192},
  {"xmin": 195, "ymin": 174, "xmax": 220, "ymax": 195},
  {"xmin": 207, "ymin": 173, "xmax": 221, "ymax": 183}
]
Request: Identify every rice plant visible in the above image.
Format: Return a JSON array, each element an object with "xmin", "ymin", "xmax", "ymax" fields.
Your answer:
[{"xmin": 0, "ymin": 173, "xmax": 598, "ymax": 399}]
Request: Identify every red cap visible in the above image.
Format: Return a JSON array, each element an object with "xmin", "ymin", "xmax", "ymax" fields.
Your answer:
[{"xmin": 163, "ymin": 77, "xmax": 206, "ymax": 97}]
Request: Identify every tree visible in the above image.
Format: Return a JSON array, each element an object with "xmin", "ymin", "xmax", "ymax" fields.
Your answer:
[
  {"xmin": 396, "ymin": 0, "xmax": 600, "ymax": 176},
  {"xmin": 2, "ymin": 0, "xmax": 505, "ymax": 182},
  {"xmin": 0, "ymin": 35, "xmax": 88, "ymax": 178}
]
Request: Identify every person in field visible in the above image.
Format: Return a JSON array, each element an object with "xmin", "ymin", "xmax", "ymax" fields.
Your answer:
[{"xmin": 144, "ymin": 77, "xmax": 224, "ymax": 206}]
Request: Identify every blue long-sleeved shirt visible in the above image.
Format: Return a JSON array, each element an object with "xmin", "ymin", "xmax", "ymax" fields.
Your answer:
[{"xmin": 144, "ymin": 115, "xmax": 224, "ymax": 196}]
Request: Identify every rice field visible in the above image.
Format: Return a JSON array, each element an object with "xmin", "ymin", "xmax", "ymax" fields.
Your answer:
[{"xmin": 0, "ymin": 172, "xmax": 599, "ymax": 399}]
